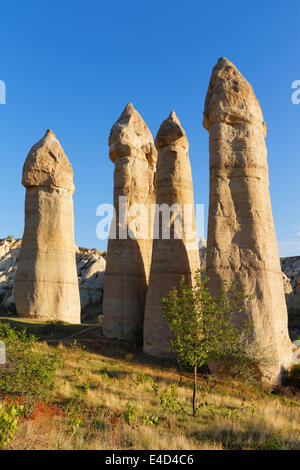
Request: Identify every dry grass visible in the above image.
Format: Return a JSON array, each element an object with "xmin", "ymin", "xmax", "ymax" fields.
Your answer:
[{"xmin": 5, "ymin": 335, "xmax": 300, "ymax": 450}]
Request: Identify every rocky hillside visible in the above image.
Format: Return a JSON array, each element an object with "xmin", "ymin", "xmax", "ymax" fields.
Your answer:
[{"xmin": 0, "ymin": 238, "xmax": 106, "ymax": 322}]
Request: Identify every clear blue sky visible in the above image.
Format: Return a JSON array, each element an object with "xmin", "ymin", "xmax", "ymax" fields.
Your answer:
[{"xmin": 0, "ymin": 0, "xmax": 299, "ymax": 256}]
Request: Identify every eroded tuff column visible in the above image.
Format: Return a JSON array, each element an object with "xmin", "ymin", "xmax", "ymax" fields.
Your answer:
[
  {"xmin": 103, "ymin": 103, "xmax": 157, "ymax": 343},
  {"xmin": 204, "ymin": 58, "xmax": 292, "ymax": 384},
  {"xmin": 143, "ymin": 111, "xmax": 200, "ymax": 357},
  {"xmin": 14, "ymin": 130, "xmax": 81, "ymax": 323}
]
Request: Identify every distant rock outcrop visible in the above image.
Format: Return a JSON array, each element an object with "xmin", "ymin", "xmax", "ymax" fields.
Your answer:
[
  {"xmin": 198, "ymin": 237, "xmax": 207, "ymax": 270},
  {"xmin": 77, "ymin": 247, "xmax": 106, "ymax": 321},
  {"xmin": 14, "ymin": 130, "xmax": 81, "ymax": 323},
  {"xmin": 280, "ymin": 256, "xmax": 300, "ymax": 340},
  {"xmin": 0, "ymin": 238, "xmax": 21, "ymax": 311},
  {"xmin": 204, "ymin": 58, "xmax": 292, "ymax": 384},
  {"xmin": 103, "ymin": 103, "xmax": 157, "ymax": 343},
  {"xmin": 143, "ymin": 111, "xmax": 200, "ymax": 357},
  {"xmin": 281, "ymin": 256, "xmax": 300, "ymax": 291}
]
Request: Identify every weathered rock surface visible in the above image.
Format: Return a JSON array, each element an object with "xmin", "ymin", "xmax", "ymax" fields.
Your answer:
[
  {"xmin": 0, "ymin": 238, "xmax": 106, "ymax": 321},
  {"xmin": 14, "ymin": 130, "xmax": 81, "ymax": 323},
  {"xmin": 198, "ymin": 240, "xmax": 291, "ymax": 294},
  {"xmin": 143, "ymin": 111, "xmax": 200, "ymax": 357},
  {"xmin": 198, "ymin": 237, "xmax": 293, "ymax": 295},
  {"xmin": 204, "ymin": 58, "xmax": 292, "ymax": 384},
  {"xmin": 103, "ymin": 103, "xmax": 157, "ymax": 343}
]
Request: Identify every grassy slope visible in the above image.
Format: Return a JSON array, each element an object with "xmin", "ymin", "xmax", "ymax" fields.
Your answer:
[{"xmin": 1, "ymin": 316, "xmax": 300, "ymax": 450}]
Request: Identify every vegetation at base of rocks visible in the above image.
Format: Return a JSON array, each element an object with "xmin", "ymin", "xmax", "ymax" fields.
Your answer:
[
  {"xmin": 38, "ymin": 321, "xmax": 66, "ymax": 336},
  {"xmin": 223, "ymin": 333, "xmax": 275, "ymax": 386},
  {"xmin": 284, "ymin": 364, "xmax": 300, "ymax": 388},
  {"xmin": 0, "ymin": 317, "xmax": 299, "ymax": 450}
]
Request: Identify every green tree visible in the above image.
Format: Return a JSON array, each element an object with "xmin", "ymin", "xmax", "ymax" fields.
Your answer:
[{"xmin": 161, "ymin": 271, "xmax": 249, "ymax": 416}]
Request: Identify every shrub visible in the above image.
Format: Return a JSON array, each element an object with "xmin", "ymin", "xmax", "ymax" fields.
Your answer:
[
  {"xmin": 285, "ymin": 364, "xmax": 300, "ymax": 388},
  {"xmin": 68, "ymin": 413, "xmax": 83, "ymax": 436},
  {"xmin": 136, "ymin": 372, "xmax": 158, "ymax": 395},
  {"xmin": 257, "ymin": 432, "xmax": 285, "ymax": 450},
  {"xmin": 0, "ymin": 401, "xmax": 24, "ymax": 449},
  {"xmin": 160, "ymin": 385, "xmax": 180, "ymax": 413},
  {"xmin": 0, "ymin": 322, "xmax": 62, "ymax": 400},
  {"xmin": 223, "ymin": 331, "xmax": 275, "ymax": 385},
  {"xmin": 123, "ymin": 403, "xmax": 137, "ymax": 425},
  {"xmin": 140, "ymin": 413, "xmax": 159, "ymax": 426},
  {"xmin": 38, "ymin": 320, "xmax": 65, "ymax": 336}
]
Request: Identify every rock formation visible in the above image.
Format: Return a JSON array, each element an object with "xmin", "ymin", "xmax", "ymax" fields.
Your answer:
[
  {"xmin": 103, "ymin": 103, "xmax": 157, "ymax": 343},
  {"xmin": 14, "ymin": 130, "xmax": 81, "ymax": 323},
  {"xmin": 143, "ymin": 111, "xmax": 200, "ymax": 357},
  {"xmin": 203, "ymin": 57, "xmax": 292, "ymax": 384},
  {"xmin": 0, "ymin": 238, "xmax": 106, "ymax": 321}
]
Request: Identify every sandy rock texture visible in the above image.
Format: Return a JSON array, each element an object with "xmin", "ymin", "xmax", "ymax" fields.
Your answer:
[
  {"xmin": 103, "ymin": 103, "xmax": 157, "ymax": 343},
  {"xmin": 0, "ymin": 238, "xmax": 106, "ymax": 321},
  {"xmin": 143, "ymin": 111, "xmax": 200, "ymax": 357},
  {"xmin": 204, "ymin": 58, "xmax": 292, "ymax": 384},
  {"xmin": 14, "ymin": 130, "xmax": 81, "ymax": 323}
]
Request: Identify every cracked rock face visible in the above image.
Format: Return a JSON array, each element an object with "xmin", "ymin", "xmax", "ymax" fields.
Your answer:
[
  {"xmin": 14, "ymin": 130, "xmax": 81, "ymax": 323},
  {"xmin": 143, "ymin": 111, "xmax": 200, "ymax": 357},
  {"xmin": 103, "ymin": 103, "xmax": 157, "ymax": 343},
  {"xmin": 204, "ymin": 58, "xmax": 292, "ymax": 385}
]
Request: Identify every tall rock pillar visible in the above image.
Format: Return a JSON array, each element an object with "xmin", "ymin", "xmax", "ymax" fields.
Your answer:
[
  {"xmin": 103, "ymin": 103, "xmax": 157, "ymax": 343},
  {"xmin": 204, "ymin": 58, "xmax": 292, "ymax": 384},
  {"xmin": 14, "ymin": 130, "xmax": 81, "ymax": 323},
  {"xmin": 143, "ymin": 111, "xmax": 200, "ymax": 357}
]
